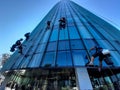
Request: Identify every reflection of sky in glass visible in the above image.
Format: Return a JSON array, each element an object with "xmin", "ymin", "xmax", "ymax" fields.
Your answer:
[
  {"xmin": 0, "ymin": 0, "xmax": 120, "ymax": 70},
  {"xmin": 57, "ymin": 51, "xmax": 72, "ymax": 67}
]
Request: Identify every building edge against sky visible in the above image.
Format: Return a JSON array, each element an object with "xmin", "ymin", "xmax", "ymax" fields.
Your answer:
[{"xmin": 0, "ymin": 0, "xmax": 120, "ymax": 90}]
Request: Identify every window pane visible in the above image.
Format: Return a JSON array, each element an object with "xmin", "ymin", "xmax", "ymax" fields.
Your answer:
[
  {"xmin": 32, "ymin": 37, "xmax": 41, "ymax": 46},
  {"xmin": 58, "ymin": 40, "xmax": 70, "ymax": 51},
  {"xmin": 68, "ymin": 27, "xmax": 80, "ymax": 39},
  {"xmin": 74, "ymin": 17, "xmax": 83, "ymax": 26},
  {"xmin": 104, "ymin": 76, "xmax": 112, "ymax": 84},
  {"xmin": 67, "ymin": 22, "xmax": 75, "ymax": 27},
  {"xmin": 96, "ymin": 26, "xmax": 115, "ymax": 40},
  {"xmin": 110, "ymin": 40, "xmax": 120, "ymax": 51},
  {"xmin": 12, "ymin": 56, "xmax": 25, "ymax": 69},
  {"xmin": 50, "ymin": 29, "xmax": 58, "ymax": 41},
  {"xmin": 41, "ymin": 30, "xmax": 51, "ymax": 43},
  {"xmin": 21, "ymin": 43, "xmax": 32, "ymax": 55},
  {"xmin": 57, "ymin": 51, "xmax": 72, "ymax": 67},
  {"xmin": 67, "ymin": 18, "xmax": 74, "ymax": 22},
  {"xmin": 96, "ymin": 40, "xmax": 115, "ymax": 50},
  {"xmin": 117, "ymin": 73, "xmax": 120, "ymax": 80},
  {"xmin": 41, "ymin": 52, "xmax": 55, "ymax": 67},
  {"xmin": 67, "ymin": 17, "xmax": 75, "ymax": 27},
  {"xmin": 83, "ymin": 39, "xmax": 97, "ymax": 50},
  {"xmin": 99, "ymin": 77, "xmax": 106, "ymax": 85},
  {"xmin": 18, "ymin": 55, "xmax": 32, "ymax": 68},
  {"xmin": 36, "ymin": 43, "xmax": 46, "ymax": 53},
  {"xmin": 86, "ymin": 24, "xmax": 103, "ymax": 39},
  {"xmin": 80, "ymin": 16, "xmax": 87, "ymax": 23},
  {"xmin": 110, "ymin": 51, "xmax": 120, "ymax": 66},
  {"xmin": 70, "ymin": 39, "xmax": 84, "ymax": 50},
  {"xmin": 30, "ymin": 29, "xmax": 42, "ymax": 42},
  {"xmin": 72, "ymin": 50, "xmax": 86, "ymax": 66},
  {"xmin": 59, "ymin": 29, "xmax": 69, "ymax": 40},
  {"xmin": 53, "ymin": 25, "xmax": 59, "ymax": 29},
  {"xmin": 27, "ymin": 45, "xmax": 37, "ymax": 55},
  {"xmin": 78, "ymin": 26, "xmax": 93, "ymax": 39},
  {"xmin": 111, "ymin": 75, "xmax": 118, "ymax": 83},
  {"xmin": 47, "ymin": 42, "xmax": 57, "ymax": 51},
  {"xmin": 28, "ymin": 53, "xmax": 42, "ymax": 67}
]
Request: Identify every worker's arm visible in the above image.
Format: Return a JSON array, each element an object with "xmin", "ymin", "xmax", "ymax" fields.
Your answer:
[{"xmin": 89, "ymin": 46, "xmax": 96, "ymax": 51}]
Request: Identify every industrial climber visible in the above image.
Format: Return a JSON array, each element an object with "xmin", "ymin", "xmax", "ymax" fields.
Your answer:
[
  {"xmin": 15, "ymin": 38, "xmax": 23, "ymax": 46},
  {"xmin": 10, "ymin": 44, "xmax": 17, "ymax": 52},
  {"xmin": 10, "ymin": 38, "xmax": 23, "ymax": 54},
  {"xmin": 59, "ymin": 17, "xmax": 66, "ymax": 29},
  {"xmin": 24, "ymin": 32, "xmax": 30, "ymax": 41},
  {"xmin": 88, "ymin": 46, "xmax": 110, "ymax": 71},
  {"xmin": 46, "ymin": 21, "xmax": 51, "ymax": 30},
  {"xmin": 15, "ymin": 38, "xmax": 24, "ymax": 54}
]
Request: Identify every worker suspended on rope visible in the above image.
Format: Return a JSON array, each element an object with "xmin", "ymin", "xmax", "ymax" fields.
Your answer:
[
  {"xmin": 15, "ymin": 38, "xmax": 23, "ymax": 54},
  {"xmin": 15, "ymin": 38, "xmax": 23, "ymax": 45},
  {"xmin": 10, "ymin": 44, "xmax": 17, "ymax": 52},
  {"xmin": 46, "ymin": 21, "xmax": 51, "ymax": 30},
  {"xmin": 24, "ymin": 32, "xmax": 30, "ymax": 41},
  {"xmin": 59, "ymin": 17, "xmax": 66, "ymax": 29},
  {"xmin": 88, "ymin": 46, "xmax": 110, "ymax": 71}
]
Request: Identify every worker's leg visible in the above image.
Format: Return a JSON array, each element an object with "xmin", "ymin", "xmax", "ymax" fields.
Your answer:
[{"xmin": 88, "ymin": 53, "xmax": 99, "ymax": 65}]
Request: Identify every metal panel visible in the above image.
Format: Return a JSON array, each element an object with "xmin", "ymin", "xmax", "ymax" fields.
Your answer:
[{"xmin": 75, "ymin": 67, "xmax": 93, "ymax": 90}]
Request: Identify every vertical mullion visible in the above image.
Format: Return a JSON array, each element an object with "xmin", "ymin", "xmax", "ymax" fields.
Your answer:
[
  {"xmin": 67, "ymin": 2, "xmax": 91, "ymax": 63},
  {"xmin": 64, "ymin": 2, "xmax": 74, "ymax": 67},
  {"xmin": 55, "ymin": 2, "xmax": 65, "ymax": 67},
  {"xmin": 39, "ymin": 4, "xmax": 61, "ymax": 67}
]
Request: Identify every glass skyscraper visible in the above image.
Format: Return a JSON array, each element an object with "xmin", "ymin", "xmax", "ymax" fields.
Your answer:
[{"xmin": 1, "ymin": 0, "xmax": 120, "ymax": 90}]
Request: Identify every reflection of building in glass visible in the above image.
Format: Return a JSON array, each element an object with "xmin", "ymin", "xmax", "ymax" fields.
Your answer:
[
  {"xmin": 0, "ymin": 53, "xmax": 10, "ymax": 67},
  {"xmin": 1, "ymin": 0, "xmax": 120, "ymax": 90}
]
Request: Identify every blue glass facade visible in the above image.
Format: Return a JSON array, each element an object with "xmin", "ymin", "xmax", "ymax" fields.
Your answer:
[
  {"xmin": 1, "ymin": 0, "xmax": 120, "ymax": 90},
  {"xmin": 2, "ymin": 1, "xmax": 120, "ymax": 70}
]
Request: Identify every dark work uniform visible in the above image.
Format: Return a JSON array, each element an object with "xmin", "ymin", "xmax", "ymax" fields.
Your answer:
[{"xmin": 92, "ymin": 46, "xmax": 105, "ymax": 61}]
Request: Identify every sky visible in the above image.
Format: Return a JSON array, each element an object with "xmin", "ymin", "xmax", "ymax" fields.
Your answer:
[{"xmin": 0, "ymin": 0, "xmax": 120, "ymax": 55}]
